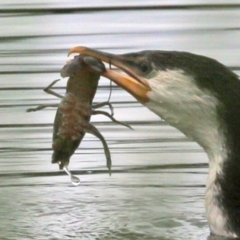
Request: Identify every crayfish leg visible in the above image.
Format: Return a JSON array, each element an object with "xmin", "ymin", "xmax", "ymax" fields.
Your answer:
[
  {"xmin": 92, "ymin": 110, "xmax": 133, "ymax": 130},
  {"xmin": 84, "ymin": 123, "xmax": 112, "ymax": 175},
  {"xmin": 92, "ymin": 101, "xmax": 114, "ymax": 116},
  {"xmin": 44, "ymin": 79, "xmax": 63, "ymax": 99},
  {"xmin": 26, "ymin": 103, "xmax": 59, "ymax": 112}
]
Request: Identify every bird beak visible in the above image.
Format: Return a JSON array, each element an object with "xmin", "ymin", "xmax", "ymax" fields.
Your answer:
[{"xmin": 68, "ymin": 46, "xmax": 151, "ymax": 103}]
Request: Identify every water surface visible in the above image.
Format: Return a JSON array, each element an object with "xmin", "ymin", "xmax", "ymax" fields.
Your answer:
[{"xmin": 0, "ymin": 1, "xmax": 239, "ymax": 239}]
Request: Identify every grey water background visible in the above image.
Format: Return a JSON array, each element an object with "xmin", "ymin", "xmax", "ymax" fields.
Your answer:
[{"xmin": 0, "ymin": 1, "xmax": 240, "ymax": 239}]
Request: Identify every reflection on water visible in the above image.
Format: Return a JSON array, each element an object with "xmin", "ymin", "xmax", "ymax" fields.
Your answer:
[{"xmin": 0, "ymin": 1, "xmax": 240, "ymax": 239}]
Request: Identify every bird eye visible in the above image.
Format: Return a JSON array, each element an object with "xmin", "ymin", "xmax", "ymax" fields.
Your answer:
[{"xmin": 140, "ymin": 61, "xmax": 150, "ymax": 73}]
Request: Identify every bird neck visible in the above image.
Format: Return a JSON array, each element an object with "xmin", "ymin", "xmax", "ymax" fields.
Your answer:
[
  {"xmin": 205, "ymin": 145, "xmax": 235, "ymax": 238},
  {"xmin": 148, "ymin": 100, "xmax": 240, "ymax": 237},
  {"xmin": 145, "ymin": 70, "xmax": 240, "ymax": 237},
  {"xmin": 204, "ymin": 131, "xmax": 240, "ymax": 238}
]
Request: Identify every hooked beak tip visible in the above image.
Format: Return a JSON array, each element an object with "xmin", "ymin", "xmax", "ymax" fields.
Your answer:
[{"xmin": 68, "ymin": 46, "xmax": 87, "ymax": 57}]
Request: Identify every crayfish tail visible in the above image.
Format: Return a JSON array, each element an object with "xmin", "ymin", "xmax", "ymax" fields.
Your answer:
[{"xmin": 51, "ymin": 152, "xmax": 70, "ymax": 170}]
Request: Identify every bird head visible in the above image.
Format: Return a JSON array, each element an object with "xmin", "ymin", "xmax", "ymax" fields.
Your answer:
[{"xmin": 68, "ymin": 47, "xmax": 240, "ymax": 155}]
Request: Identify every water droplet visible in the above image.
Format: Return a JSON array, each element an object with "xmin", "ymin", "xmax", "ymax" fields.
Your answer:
[{"xmin": 63, "ymin": 166, "xmax": 80, "ymax": 186}]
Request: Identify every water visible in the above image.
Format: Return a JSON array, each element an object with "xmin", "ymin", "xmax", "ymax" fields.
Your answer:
[{"xmin": 0, "ymin": 1, "xmax": 240, "ymax": 239}]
